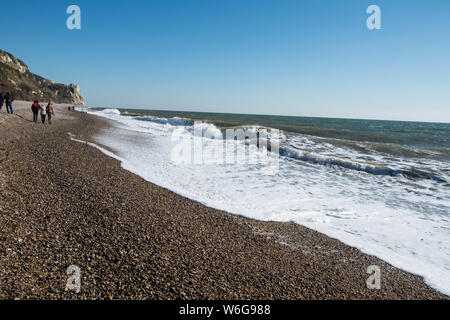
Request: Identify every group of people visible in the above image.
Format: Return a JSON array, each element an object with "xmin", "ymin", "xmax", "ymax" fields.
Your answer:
[
  {"xmin": 0, "ymin": 91, "xmax": 14, "ymax": 114},
  {"xmin": 31, "ymin": 101, "xmax": 55, "ymax": 124},
  {"xmin": 0, "ymin": 89, "xmax": 56, "ymax": 123}
]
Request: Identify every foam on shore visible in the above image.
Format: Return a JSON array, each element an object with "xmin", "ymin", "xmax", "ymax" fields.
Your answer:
[{"xmin": 83, "ymin": 108, "xmax": 450, "ymax": 295}]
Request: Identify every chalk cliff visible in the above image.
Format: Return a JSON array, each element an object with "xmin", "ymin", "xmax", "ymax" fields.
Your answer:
[{"xmin": 0, "ymin": 49, "xmax": 84, "ymax": 104}]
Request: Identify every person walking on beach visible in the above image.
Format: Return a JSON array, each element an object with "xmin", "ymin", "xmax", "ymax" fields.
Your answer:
[
  {"xmin": 31, "ymin": 101, "xmax": 40, "ymax": 122},
  {"xmin": 0, "ymin": 92, "xmax": 4, "ymax": 113},
  {"xmin": 4, "ymin": 92, "xmax": 14, "ymax": 114},
  {"xmin": 46, "ymin": 101, "xmax": 55, "ymax": 124},
  {"xmin": 40, "ymin": 102, "xmax": 47, "ymax": 124}
]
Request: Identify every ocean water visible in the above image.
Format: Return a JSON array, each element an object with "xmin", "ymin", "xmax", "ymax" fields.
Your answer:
[{"xmin": 79, "ymin": 107, "xmax": 450, "ymax": 295}]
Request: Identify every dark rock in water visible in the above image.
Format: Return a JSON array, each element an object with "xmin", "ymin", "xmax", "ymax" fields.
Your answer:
[{"xmin": 0, "ymin": 49, "xmax": 84, "ymax": 104}]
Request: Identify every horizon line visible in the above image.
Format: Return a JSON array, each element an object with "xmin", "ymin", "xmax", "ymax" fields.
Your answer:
[{"xmin": 86, "ymin": 104, "xmax": 450, "ymax": 125}]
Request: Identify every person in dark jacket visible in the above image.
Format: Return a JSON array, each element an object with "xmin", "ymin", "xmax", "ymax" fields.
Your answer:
[
  {"xmin": 31, "ymin": 101, "xmax": 40, "ymax": 122},
  {"xmin": 4, "ymin": 92, "xmax": 14, "ymax": 114},
  {"xmin": 0, "ymin": 93, "xmax": 4, "ymax": 112}
]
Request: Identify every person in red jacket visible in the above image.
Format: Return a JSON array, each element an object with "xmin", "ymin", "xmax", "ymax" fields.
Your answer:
[{"xmin": 31, "ymin": 101, "xmax": 40, "ymax": 122}]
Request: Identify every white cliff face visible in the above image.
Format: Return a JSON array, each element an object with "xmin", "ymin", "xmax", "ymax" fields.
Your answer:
[
  {"xmin": 69, "ymin": 84, "xmax": 85, "ymax": 105},
  {"xmin": 0, "ymin": 52, "xmax": 28, "ymax": 74}
]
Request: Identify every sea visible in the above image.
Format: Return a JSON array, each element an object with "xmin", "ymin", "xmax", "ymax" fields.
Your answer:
[{"xmin": 77, "ymin": 107, "xmax": 450, "ymax": 295}]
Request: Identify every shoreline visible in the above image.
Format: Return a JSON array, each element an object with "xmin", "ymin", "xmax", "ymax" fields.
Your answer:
[{"xmin": 0, "ymin": 101, "xmax": 447, "ymax": 299}]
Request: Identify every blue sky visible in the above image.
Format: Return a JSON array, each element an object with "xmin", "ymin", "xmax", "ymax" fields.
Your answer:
[{"xmin": 1, "ymin": 0, "xmax": 449, "ymax": 122}]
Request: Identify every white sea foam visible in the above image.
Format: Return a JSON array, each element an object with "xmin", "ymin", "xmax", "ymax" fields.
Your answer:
[{"xmin": 79, "ymin": 108, "xmax": 450, "ymax": 295}]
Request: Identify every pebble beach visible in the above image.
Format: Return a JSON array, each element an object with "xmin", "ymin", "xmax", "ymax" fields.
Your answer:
[{"xmin": 0, "ymin": 101, "xmax": 447, "ymax": 300}]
